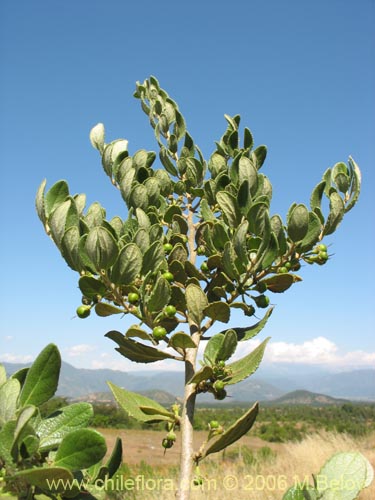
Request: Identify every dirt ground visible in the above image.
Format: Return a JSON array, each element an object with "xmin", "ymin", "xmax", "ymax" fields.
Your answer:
[{"xmin": 97, "ymin": 427, "xmax": 282, "ymax": 465}]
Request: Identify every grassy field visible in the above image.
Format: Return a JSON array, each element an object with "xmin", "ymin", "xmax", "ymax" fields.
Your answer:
[{"xmin": 97, "ymin": 428, "xmax": 375, "ymax": 499}]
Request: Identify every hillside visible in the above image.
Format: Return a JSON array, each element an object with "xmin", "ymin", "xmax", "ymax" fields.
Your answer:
[{"xmin": 267, "ymin": 389, "xmax": 349, "ymax": 406}]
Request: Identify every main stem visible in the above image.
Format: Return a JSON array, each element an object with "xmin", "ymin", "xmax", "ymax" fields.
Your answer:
[
  {"xmin": 177, "ymin": 327, "xmax": 200, "ymax": 499},
  {"xmin": 177, "ymin": 194, "xmax": 199, "ymax": 499}
]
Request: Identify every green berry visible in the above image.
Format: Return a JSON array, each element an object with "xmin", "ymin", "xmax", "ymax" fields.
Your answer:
[
  {"xmin": 284, "ymin": 262, "xmax": 292, "ymax": 270},
  {"xmin": 76, "ymin": 305, "xmax": 91, "ymax": 319},
  {"xmin": 209, "ymin": 420, "xmax": 220, "ymax": 429},
  {"xmin": 197, "ymin": 245, "xmax": 206, "ymax": 256},
  {"xmin": 213, "ymin": 380, "xmax": 225, "ymax": 391},
  {"xmin": 214, "ymin": 389, "xmax": 227, "ymax": 400},
  {"xmin": 255, "ymin": 281, "xmax": 267, "ymax": 293},
  {"xmin": 278, "ymin": 266, "xmax": 289, "ymax": 274},
  {"xmin": 319, "ymin": 251, "xmax": 328, "ymax": 260},
  {"xmin": 200, "ymin": 261, "xmax": 209, "ymax": 272},
  {"xmin": 318, "ymin": 244, "xmax": 327, "ymax": 252},
  {"xmin": 162, "ymin": 271, "xmax": 174, "ymax": 283},
  {"xmin": 217, "ymin": 360, "xmax": 226, "ymax": 368},
  {"xmin": 254, "ymin": 294, "xmax": 270, "ymax": 308},
  {"xmin": 163, "ymin": 243, "xmax": 173, "ymax": 253},
  {"xmin": 128, "ymin": 292, "xmax": 140, "ymax": 304},
  {"xmin": 153, "ymin": 326, "xmax": 167, "ymax": 340},
  {"xmin": 165, "ymin": 305, "xmax": 177, "ymax": 317},
  {"xmin": 162, "ymin": 438, "xmax": 173, "ymax": 449},
  {"xmin": 166, "ymin": 431, "xmax": 176, "ymax": 442}
]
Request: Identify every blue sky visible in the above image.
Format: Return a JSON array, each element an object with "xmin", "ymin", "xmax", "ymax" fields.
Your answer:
[{"xmin": 1, "ymin": 0, "xmax": 374, "ymax": 373}]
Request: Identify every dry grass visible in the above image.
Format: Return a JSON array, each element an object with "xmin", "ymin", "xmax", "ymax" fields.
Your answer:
[{"xmin": 101, "ymin": 429, "xmax": 375, "ymax": 499}]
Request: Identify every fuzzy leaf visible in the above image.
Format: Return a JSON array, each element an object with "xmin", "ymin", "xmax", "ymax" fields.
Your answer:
[
  {"xmin": 85, "ymin": 226, "xmax": 118, "ymax": 271},
  {"xmin": 106, "ymin": 331, "xmax": 176, "ymax": 363},
  {"xmin": 262, "ymin": 274, "xmax": 300, "ymax": 293},
  {"xmin": 202, "ymin": 402, "xmax": 259, "ymax": 458},
  {"xmin": 95, "ymin": 303, "xmax": 124, "ymax": 317},
  {"xmin": 168, "ymin": 332, "xmax": 197, "ymax": 349},
  {"xmin": 54, "ymin": 429, "xmax": 106, "ymax": 471},
  {"xmin": 141, "ymin": 241, "xmax": 165, "ymax": 276},
  {"xmin": 204, "ymin": 302, "xmax": 230, "ymax": 323},
  {"xmin": 106, "ymin": 437, "xmax": 122, "ymax": 478},
  {"xmin": 287, "ymin": 204, "xmax": 309, "ymax": 242},
  {"xmin": 188, "ymin": 366, "xmax": 214, "ymax": 385},
  {"xmin": 345, "ymin": 157, "xmax": 361, "ymax": 212},
  {"xmin": 111, "ymin": 243, "xmax": 142, "ymax": 285},
  {"xmin": 35, "ymin": 179, "xmax": 47, "ymax": 224},
  {"xmin": 44, "ymin": 180, "xmax": 69, "ymax": 217},
  {"xmin": 89, "ymin": 123, "xmax": 105, "ymax": 152},
  {"xmin": 78, "ymin": 276, "xmax": 107, "ymax": 299},
  {"xmin": 323, "ymin": 191, "xmax": 345, "ymax": 236},
  {"xmin": 299, "ymin": 212, "xmax": 322, "ymax": 252},
  {"xmin": 216, "ymin": 191, "xmax": 241, "ymax": 227},
  {"xmin": 0, "ymin": 378, "xmax": 20, "ymax": 426},
  {"xmin": 225, "ymin": 337, "xmax": 270, "ymax": 385},
  {"xmin": 147, "ymin": 276, "xmax": 171, "ymax": 312},
  {"xmin": 125, "ymin": 325, "xmax": 152, "ymax": 341},
  {"xmin": 229, "ymin": 307, "xmax": 274, "ymax": 341},
  {"xmin": 107, "ymin": 382, "xmax": 174, "ymax": 422},
  {"xmin": 19, "ymin": 344, "xmax": 61, "ymax": 407},
  {"xmin": 37, "ymin": 403, "xmax": 93, "ymax": 452},
  {"xmin": 12, "ymin": 468, "xmax": 74, "ymax": 493},
  {"xmin": 186, "ymin": 284, "xmax": 208, "ymax": 327}
]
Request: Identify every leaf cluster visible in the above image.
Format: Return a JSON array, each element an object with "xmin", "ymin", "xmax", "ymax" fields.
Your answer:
[{"xmin": 0, "ymin": 345, "xmax": 122, "ymax": 499}]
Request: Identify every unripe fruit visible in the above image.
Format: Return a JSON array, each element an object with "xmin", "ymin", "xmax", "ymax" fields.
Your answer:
[
  {"xmin": 166, "ymin": 431, "xmax": 176, "ymax": 442},
  {"xmin": 81, "ymin": 296, "xmax": 91, "ymax": 306},
  {"xmin": 214, "ymin": 389, "xmax": 227, "ymax": 400},
  {"xmin": 319, "ymin": 251, "xmax": 328, "ymax": 260},
  {"xmin": 278, "ymin": 266, "xmax": 289, "ymax": 274},
  {"xmin": 217, "ymin": 360, "xmax": 226, "ymax": 368},
  {"xmin": 128, "ymin": 292, "xmax": 140, "ymax": 304},
  {"xmin": 163, "ymin": 243, "xmax": 173, "ymax": 253},
  {"xmin": 254, "ymin": 294, "xmax": 270, "ymax": 308},
  {"xmin": 284, "ymin": 262, "xmax": 292, "ymax": 270},
  {"xmin": 209, "ymin": 420, "xmax": 220, "ymax": 429},
  {"xmin": 165, "ymin": 305, "xmax": 177, "ymax": 317},
  {"xmin": 200, "ymin": 261, "xmax": 209, "ymax": 272},
  {"xmin": 255, "ymin": 282, "xmax": 267, "ymax": 293},
  {"xmin": 318, "ymin": 244, "xmax": 327, "ymax": 252},
  {"xmin": 162, "ymin": 272, "xmax": 174, "ymax": 283},
  {"xmin": 153, "ymin": 326, "xmax": 167, "ymax": 340},
  {"xmin": 193, "ymin": 478, "xmax": 203, "ymax": 486},
  {"xmin": 76, "ymin": 305, "xmax": 91, "ymax": 319},
  {"xmin": 162, "ymin": 438, "xmax": 173, "ymax": 449},
  {"xmin": 213, "ymin": 380, "xmax": 225, "ymax": 391},
  {"xmin": 197, "ymin": 245, "xmax": 206, "ymax": 256}
]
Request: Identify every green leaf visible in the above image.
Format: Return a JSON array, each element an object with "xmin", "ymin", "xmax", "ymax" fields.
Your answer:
[
  {"xmin": 106, "ymin": 331, "xmax": 176, "ymax": 363},
  {"xmin": 238, "ymin": 156, "xmax": 258, "ymax": 193},
  {"xmin": 204, "ymin": 302, "xmax": 230, "ymax": 323},
  {"xmin": 345, "ymin": 157, "xmax": 361, "ymax": 212},
  {"xmin": 107, "ymin": 382, "xmax": 174, "ymax": 423},
  {"xmin": 61, "ymin": 226, "xmax": 82, "ymax": 271},
  {"xmin": 262, "ymin": 274, "xmax": 300, "ymax": 293},
  {"xmin": 222, "ymin": 241, "xmax": 240, "ymax": 279},
  {"xmin": 159, "ymin": 147, "xmax": 178, "ymax": 176},
  {"xmin": 141, "ymin": 241, "xmax": 165, "ymax": 276},
  {"xmin": 19, "ymin": 344, "xmax": 61, "ymax": 407},
  {"xmin": 270, "ymin": 215, "xmax": 287, "ymax": 255},
  {"xmin": 44, "ymin": 180, "xmax": 69, "ymax": 217},
  {"xmin": 310, "ymin": 180, "xmax": 326, "ymax": 212},
  {"xmin": 125, "ymin": 325, "xmax": 152, "ymax": 341},
  {"xmin": 168, "ymin": 332, "xmax": 197, "ymax": 350},
  {"xmin": 111, "ymin": 243, "xmax": 143, "ymax": 285},
  {"xmin": 200, "ymin": 199, "xmax": 216, "ymax": 221},
  {"xmin": 202, "ymin": 402, "xmax": 259, "ymax": 458},
  {"xmin": 78, "ymin": 276, "xmax": 107, "ymax": 299},
  {"xmin": 299, "ymin": 212, "xmax": 322, "ymax": 252},
  {"xmin": 243, "ymin": 127, "xmax": 254, "ymax": 150},
  {"xmin": 323, "ymin": 191, "xmax": 345, "ymax": 236},
  {"xmin": 106, "ymin": 437, "xmax": 122, "ymax": 478},
  {"xmin": 225, "ymin": 337, "xmax": 270, "ymax": 385},
  {"xmin": 54, "ymin": 428, "xmax": 106, "ymax": 471},
  {"xmin": 208, "ymin": 153, "xmax": 227, "ymax": 178},
  {"xmin": 35, "ymin": 179, "xmax": 47, "ymax": 224},
  {"xmin": 316, "ymin": 452, "xmax": 371, "ymax": 500},
  {"xmin": 85, "ymin": 226, "xmax": 118, "ymax": 271},
  {"xmin": 12, "ymin": 467, "xmax": 74, "ymax": 493},
  {"xmin": 252, "ymin": 145, "xmax": 267, "ymax": 169},
  {"xmin": 230, "ymin": 307, "xmax": 274, "ymax": 341},
  {"xmin": 89, "ymin": 123, "xmax": 105, "ymax": 152},
  {"xmin": 12, "ymin": 405, "xmax": 37, "ymax": 451},
  {"xmin": 216, "ymin": 191, "xmax": 241, "ymax": 227},
  {"xmin": 0, "ymin": 421, "xmax": 16, "ymax": 463},
  {"xmin": 95, "ymin": 302, "xmax": 124, "ymax": 317},
  {"xmin": 188, "ymin": 366, "xmax": 214, "ymax": 385},
  {"xmin": 49, "ymin": 199, "xmax": 78, "ymax": 248},
  {"xmin": 37, "ymin": 403, "xmax": 93, "ymax": 452},
  {"xmin": 0, "ymin": 364, "xmax": 6, "ymax": 387},
  {"xmin": 186, "ymin": 284, "xmax": 208, "ymax": 327},
  {"xmin": 203, "ymin": 330, "xmax": 237, "ymax": 364},
  {"xmin": 282, "ymin": 485, "xmax": 318, "ymax": 500},
  {"xmin": 0, "ymin": 378, "xmax": 20, "ymax": 426},
  {"xmin": 147, "ymin": 276, "xmax": 171, "ymax": 312},
  {"xmin": 287, "ymin": 204, "xmax": 309, "ymax": 242}
]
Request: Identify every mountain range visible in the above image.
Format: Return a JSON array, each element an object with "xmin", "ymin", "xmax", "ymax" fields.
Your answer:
[{"xmin": 3, "ymin": 360, "xmax": 374, "ymax": 402}]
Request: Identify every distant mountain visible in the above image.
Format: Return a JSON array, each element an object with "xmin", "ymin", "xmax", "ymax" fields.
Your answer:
[
  {"xmin": 73, "ymin": 389, "xmax": 177, "ymax": 406},
  {"xmin": 3, "ymin": 361, "xmax": 374, "ymax": 402},
  {"xmin": 266, "ymin": 390, "xmax": 349, "ymax": 406}
]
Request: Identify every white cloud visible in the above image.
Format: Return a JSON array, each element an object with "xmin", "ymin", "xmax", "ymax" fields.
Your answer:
[
  {"xmin": 0, "ymin": 353, "xmax": 33, "ymax": 363},
  {"xmin": 3, "ymin": 336, "xmax": 13, "ymax": 341},
  {"xmin": 65, "ymin": 344, "xmax": 96, "ymax": 357},
  {"xmin": 230, "ymin": 336, "xmax": 375, "ymax": 369}
]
